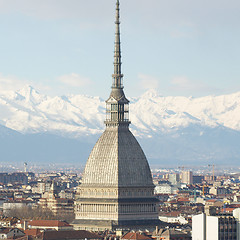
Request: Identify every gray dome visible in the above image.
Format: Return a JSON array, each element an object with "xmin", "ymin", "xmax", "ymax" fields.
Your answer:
[{"xmin": 82, "ymin": 127, "xmax": 154, "ymax": 188}]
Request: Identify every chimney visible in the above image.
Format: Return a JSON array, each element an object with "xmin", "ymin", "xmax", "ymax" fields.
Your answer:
[{"xmin": 23, "ymin": 221, "xmax": 28, "ymax": 230}]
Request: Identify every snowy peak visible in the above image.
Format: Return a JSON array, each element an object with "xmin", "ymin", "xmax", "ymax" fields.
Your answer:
[
  {"xmin": 16, "ymin": 85, "xmax": 47, "ymax": 105},
  {"xmin": 18, "ymin": 85, "xmax": 36, "ymax": 96},
  {"xmin": 1, "ymin": 88, "xmax": 240, "ymax": 164},
  {"xmin": 0, "ymin": 88, "xmax": 240, "ymax": 137},
  {"xmin": 140, "ymin": 88, "xmax": 160, "ymax": 99},
  {"xmin": 131, "ymin": 91, "xmax": 240, "ymax": 134}
]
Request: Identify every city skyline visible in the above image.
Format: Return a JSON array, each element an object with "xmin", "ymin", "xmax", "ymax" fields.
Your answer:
[
  {"xmin": 0, "ymin": 0, "xmax": 240, "ymax": 167},
  {"xmin": 0, "ymin": 0, "xmax": 240, "ymax": 98},
  {"xmin": 0, "ymin": 1, "xmax": 240, "ymax": 237}
]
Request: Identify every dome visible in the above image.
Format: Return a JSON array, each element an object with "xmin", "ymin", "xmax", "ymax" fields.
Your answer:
[{"xmin": 82, "ymin": 127, "xmax": 154, "ymax": 188}]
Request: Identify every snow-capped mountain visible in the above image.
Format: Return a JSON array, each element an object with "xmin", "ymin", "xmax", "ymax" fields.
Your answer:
[
  {"xmin": 1, "ymin": 85, "xmax": 240, "ymax": 136},
  {"xmin": 0, "ymin": 85, "xmax": 240, "ymax": 165},
  {"xmin": 0, "ymin": 85, "xmax": 105, "ymax": 137}
]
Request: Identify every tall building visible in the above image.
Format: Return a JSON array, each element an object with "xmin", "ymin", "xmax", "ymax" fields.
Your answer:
[
  {"xmin": 168, "ymin": 173, "xmax": 180, "ymax": 186},
  {"xmin": 73, "ymin": 0, "xmax": 160, "ymax": 231},
  {"xmin": 181, "ymin": 171, "xmax": 193, "ymax": 185},
  {"xmin": 192, "ymin": 212, "xmax": 240, "ymax": 240}
]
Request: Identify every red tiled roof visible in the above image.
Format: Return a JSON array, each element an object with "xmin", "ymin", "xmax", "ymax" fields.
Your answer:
[
  {"xmin": 24, "ymin": 228, "xmax": 42, "ymax": 236},
  {"xmin": 206, "ymin": 199, "xmax": 217, "ymax": 202},
  {"xmin": 164, "ymin": 211, "xmax": 181, "ymax": 217},
  {"xmin": 177, "ymin": 198, "xmax": 190, "ymax": 202},
  {"xmin": 29, "ymin": 220, "xmax": 71, "ymax": 227},
  {"xmin": 159, "ymin": 210, "xmax": 182, "ymax": 217},
  {"xmin": 122, "ymin": 232, "xmax": 152, "ymax": 240},
  {"xmin": 221, "ymin": 208, "xmax": 235, "ymax": 212},
  {"xmin": 230, "ymin": 204, "xmax": 240, "ymax": 208},
  {"xmin": 41, "ymin": 230, "xmax": 102, "ymax": 240}
]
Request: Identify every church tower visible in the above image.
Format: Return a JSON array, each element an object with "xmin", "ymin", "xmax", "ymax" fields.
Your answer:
[{"xmin": 73, "ymin": 0, "xmax": 160, "ymax": 231}]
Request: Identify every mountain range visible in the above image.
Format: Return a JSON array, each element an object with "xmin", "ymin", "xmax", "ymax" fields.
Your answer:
[{"xmin": 0, "ymin": 85, "xmax": 240, "ymax": 166}]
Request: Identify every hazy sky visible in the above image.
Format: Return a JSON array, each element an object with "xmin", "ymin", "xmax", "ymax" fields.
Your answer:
[{"xmin": 0, "ymin": 0, "xmax": 240, "ymax": 98}]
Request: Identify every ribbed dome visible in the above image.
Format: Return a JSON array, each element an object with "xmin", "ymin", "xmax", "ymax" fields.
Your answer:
[{"xmin": 82, "ymin": 127, "xmax": 154, "ymax": 188}]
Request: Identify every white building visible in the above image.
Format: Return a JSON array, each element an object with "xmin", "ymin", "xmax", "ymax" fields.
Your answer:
[
  {"xmin": 181, "ymin": 171, "xmax": 193, "ymax": 185},
  {"xmin": 159, "ymin": 215, "xmax": 188, "ymax": 225},
  {"xmin": 233, "ymin": 208, "xmax": 240, "ymax": 240},
  {"xmin": 192, "ymin": 212, "xmax": 240, "ymax": 240},
  {"xmin": 155, "ymin": 184, "xmax": 178, "ymax": 194},
  {"xmin": 192, "ymin": 213, "xmax": 206, "ymax": 240}
]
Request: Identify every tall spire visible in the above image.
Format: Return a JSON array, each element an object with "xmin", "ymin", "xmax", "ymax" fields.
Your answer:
[
  {"xmin": 105, "ymin": 0, "xmax": 130, "ymax": 127},
  {"xmin": 112, "ymin": 0, "xmax": 123, "ymax": 89}
]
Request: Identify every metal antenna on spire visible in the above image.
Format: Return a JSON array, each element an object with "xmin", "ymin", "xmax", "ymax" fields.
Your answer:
[{"xmin": 112, "ymin": 0, "xmax": 123, "ymax": 89}]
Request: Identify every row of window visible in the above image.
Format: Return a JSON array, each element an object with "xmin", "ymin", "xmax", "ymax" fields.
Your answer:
[
  {"xmin": 79, "ymin": 189, "xmax": 153, "ymax": 197},
  {"xmin": 106, "ymin": 112, "xmax": 129, "ymax": 121},
  {"xmin": 106, "ymin": 103, "xmax": 129, "ymax": 111},
  {"xmin": 76, "ymin": 203, "xmax": 156, "ymax": 213},
  {"xmin": 119, "ymin": 204, "xmax": 156, "ymax": 213}
]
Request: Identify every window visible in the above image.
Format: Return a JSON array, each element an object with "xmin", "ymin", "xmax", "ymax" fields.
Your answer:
[
  {"xmin": 111, "ymin": 104, "xmax": 118, "ymax": 111},
  {"xmin": 124, "ymin": 112, "xmax": 129, "ymax": 121},
  {"xmin": 111, "ymin": 112, "xmax": 118, "ymax": 121}
]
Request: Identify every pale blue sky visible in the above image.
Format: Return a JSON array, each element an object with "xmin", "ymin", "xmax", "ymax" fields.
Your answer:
[{"xmin": 0, "ymin": 0, "xmax": 240, "ymax": 98}]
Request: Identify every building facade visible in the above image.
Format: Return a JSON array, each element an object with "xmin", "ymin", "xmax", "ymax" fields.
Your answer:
[
  {"xmin": 181, "ymin": 171, "xmax": 193, "ymax": 185},
  {"xmin": 73, "ymin": 0, "xmax": 159, "ymax": 231},
  {"xmin": 168, "ymin": 173, "xmax": 180, "ymax": 186},
  {"xmin": 192, "ymin": 212, "xmax": 239, "ymax": 240},
  {"xmin": 155, "ymin": 184, "xmax": 178, "ymax": 194},
  {"xmin": 38, "ymin": 182, "xmax": 74, "ymax": 216},
  {"xmin": 0, "ymin": 173, "xmax": 28, "ymax": 185}
]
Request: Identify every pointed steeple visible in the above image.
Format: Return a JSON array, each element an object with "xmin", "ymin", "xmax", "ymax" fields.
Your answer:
[
  {"xmin": 112, "ymin": 0, "xmax": 123, "ymax": 89},
  {"xmin": 105, "ymin": 0, "xmax": 130, "ymax": 127}
]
